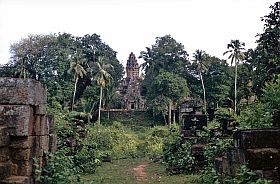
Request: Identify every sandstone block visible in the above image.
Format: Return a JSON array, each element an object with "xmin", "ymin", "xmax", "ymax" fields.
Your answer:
[
  {"xmin": 31, "ymin": 137, "xmax": 43, "ymax": 157},
  {"xmin": 226, "ymin": 148, "xmax": 246, "ymax": 164},
  {"xmin": 49, "ymin": 134, "xmax": 57, "ymax": 153},
  {"xmin": 0, "ymin": 77, "xmax": 47, "ymax": 115},
  {"xmin": 255, "ymin": 169, "xmax": 280, "ymax": 182},
  {"xmin": 41, "ymin": 136, "xmax": 49, "ymax": 154},
  {"xmin": 9, "ymin": 136, "xmax": 33, "ymax": 149},
  {"xmin": 0, "ymin": 148, "xmax": 10, "ymax": 162},
  {"xmin": 0, "ymin": 176, "xmax": 31, "ymax": 184},
  {"xmin": 11, "ymin": 149, "xmax": 31, "ymax": 161},
  {"xmin": 246, "ymin": 148, "xmax": 280, "ymax": 170},
  {"xmin": 0, "ymin": 105, "xmax": 34, "ymax": 136},
  {"xmin": 46, "ymin": 115, "xmax": 55, "ymax": 134},
  {"xmin": 234, "ymin": 129, "xmax": 280, "ymax": 149},
  {"xmin": 0, "ymin": 163, "xmax": 10, "ymax": 179},
  {"xmin": 13, "ymin": 161, "xmax": 33, "ymax": 176},
  {"xmin": 9, "ymin": 163, "xmax": 18, "ymax": 176},
  {"xmin": 222, "ymin": 156, "xmax": 231, "ymax": 175},
  {"xmin": 33, "ymin": 116, "xmax": 49, "ymax": 136},
  {"xmin": 214, "ymin": 157, "xmax": 223, "ymax": 174},
  {"xmin": 0, "ymin": 126, "xmax": 10, "ymax": 147}
]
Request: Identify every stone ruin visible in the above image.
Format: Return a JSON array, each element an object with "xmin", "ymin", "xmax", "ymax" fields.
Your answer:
[
  {"xmin": 179, "ymin": 96, "xmax": 208, "ymax": 170},
  {"xmin": 0, "ymin": 78, "xmax": 56, "ymax": 184},
  {"xmin": 114, "ymin": 52, "xmax": 145, "ymax": 110},
  {"xmin": 215, "ymin": 128, "xmax": 280, "ymax": 183}
]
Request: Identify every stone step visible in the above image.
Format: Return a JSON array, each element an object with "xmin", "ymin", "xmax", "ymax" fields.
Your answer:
[
  {"xmin": 0, "ymin": 176, "xmax": 31, "ymax": 184},
  {"xmin": 246, "ymin": 148, "xmax": 280, "ymax": 170},
  {"xmin": 234, "ymin": 128, "xmax": 280, "ymax": 149}
]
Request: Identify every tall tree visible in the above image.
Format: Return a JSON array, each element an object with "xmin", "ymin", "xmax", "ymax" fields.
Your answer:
[
  {"xmin": 202, "ymin": 55, "xmax": 232, "ymax": 108},
  {"xmin": 68, "ymin": 51, "xmax": 87, "ymax": 111},
  {"xmin": 193, "ymin": 50, "xmax": 208, "ymax": 113},
  {"xmin": 148, "ymin": 72, "xmax": 189, "ymax": 126},
  {"xmin": 246, "ymin": 2, "xmax": 280, "ymax": 94},
  {"xmin": 94, "ymin": 56, "xmax": 113, "ymax": 125},
  {"xmin": 223, "ymin": 40, "xmax": 245, "ymax": 113}
]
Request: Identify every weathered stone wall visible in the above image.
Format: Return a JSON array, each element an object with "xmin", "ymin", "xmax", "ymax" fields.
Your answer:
[
  {"xmin": 215, "ymin": 128, "xmax": 280, "ymax": 183},
  {"xmin": 0, "ymin": 78, "xmax": 56, "ymax": 184}
]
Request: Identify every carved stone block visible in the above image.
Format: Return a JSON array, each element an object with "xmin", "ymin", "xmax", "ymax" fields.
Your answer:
[
  {"xmin": 0, "ymin": 78, "xmax": 47, "ymax": 115},
  {"xmin": 0, "ymin": 105, "xmax": 34, "ymax": 136},
  {"xmin": 234, "ymin": 129, "xmax": 280, "ymax": 149}
]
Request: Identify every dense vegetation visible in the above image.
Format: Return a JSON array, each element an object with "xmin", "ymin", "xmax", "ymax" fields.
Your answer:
[{"xmin": 0, "ymin": 2, "xmax": 279, "ymax": 183}]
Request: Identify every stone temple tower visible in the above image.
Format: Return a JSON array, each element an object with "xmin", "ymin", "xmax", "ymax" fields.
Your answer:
[
  {"xmin": 114, "ymin": 52, "xmax": 145, "ymax": 110},
  {"xmin": 126, "ymin": 52, "xmax": 139, "ymax": 79}
]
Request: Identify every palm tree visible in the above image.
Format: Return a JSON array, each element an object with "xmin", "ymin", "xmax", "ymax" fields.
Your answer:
[
  {"xmin": 95, "ymin": 56, "xmax": 113, "ymax": 125},
  {"xmin": 68, "ymin": 51, "xmax": 87, "ymax": 111},
  {"xmin": 223, "ymin": 40, "xmax": 245, "ymax": 114},
  {"xmin": 193, "ymin": 50, "xmax": 208, "ymax": 113}
]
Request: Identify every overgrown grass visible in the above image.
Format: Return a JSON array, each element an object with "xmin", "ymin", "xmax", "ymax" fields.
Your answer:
[{"xmin": 81, "ymin": 158, "xmax": 200, "ymax": 184}]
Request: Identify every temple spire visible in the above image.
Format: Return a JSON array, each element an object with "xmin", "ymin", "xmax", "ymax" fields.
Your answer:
[{"xmin": 126, "ymin": 52, "xmax": 139, "ymax": 79}]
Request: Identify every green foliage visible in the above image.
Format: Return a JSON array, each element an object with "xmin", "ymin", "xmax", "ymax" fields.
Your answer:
[
  {"xmin": 237, "ymin": 103, "xmax": 272, "ymax": 129},
  {"xmin": 203, "ymin": 55, "xmax": 232, "ymax": 109},
  {"xmin": 163, "ymin": 125, "xmax": 195, "ymax": 174},
  {"xmin": 215, "ymin": 107, "xmax": 236, "ymax": 127},
  {"xmin": 246, "ymin": 2, "xmax": 280, "ymax": 94},
  {"xmin": 149, "ymin": 71, "xmax": 189, "ymax": 102},
  {"xmin": 85, "ymin": 122, "xmax": 139, "ymax": 160},
  {"xmin": 263, "ymin": 75, "xmax": 280, "ymax": 112},
  {"xmin": 199, "ymin": 166, "xmax": 220, "ymax": 184},
  {"xmin": 38, "ymin": 151, "xmax": 80, "ymax": 184},
  {"xmin": 200, "ymin": 138, "xmax": 233, "ymax": 184},
  {"xmin": 224, "ymin": 165, "xmax": 272, "ymax": 184},
  {"xmin": 138, "ymin": 126, "xmax": 170, "ymax": 159},
  {"xmin": 2, "ymin": 33, "xmax": 124, "ymax": 112}
]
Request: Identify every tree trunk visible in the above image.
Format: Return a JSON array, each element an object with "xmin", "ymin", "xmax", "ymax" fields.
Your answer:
[
  {"xmin": 172, "ymin": 104, "xmax": 176, "ymax": 124},
  {"xmin": 168, "ymin": 101, "xmax": 172, "ymax": 127},
  {"xmin": 71, "ymin": 75, "xmax": 78, "ymax": 111},
  {"xmin": 97, "ymin": 86, "xmax": 103, "ymax": 125},
  {"xmin": 162, "ymin": 110, "xmax": 167, "ymax": 126},
  {"xmin": 107, "ymin": 110, "xmax": 110, "ymax": 120},
  {"xmin": 200, "ymin": 71, "xmax": 207, "ymax": 114},
  {"xmin": 234, "ymin": 59, "xmax": 238, "ymax": 114}
]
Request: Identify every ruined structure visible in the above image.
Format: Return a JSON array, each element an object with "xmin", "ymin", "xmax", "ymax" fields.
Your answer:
[
  {"xmin": 215, "ymin": 128, "xmax": 280, "ymax": 183},
  {"xmin": 115, "ymin": 52, "xmax": 145, "ymax": 110},
  {"xmin": 180, "ymin": 96, "xmax": 207, "ymax": 132},
  {"xmin": 0, "ymin": 78, "xmax": 56, "ymax": 184}
]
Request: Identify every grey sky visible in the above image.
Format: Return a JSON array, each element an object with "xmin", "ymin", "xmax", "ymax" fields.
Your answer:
[{"xmin": 0, "ymin": 0, "xmax": 277, "ymax": 65}]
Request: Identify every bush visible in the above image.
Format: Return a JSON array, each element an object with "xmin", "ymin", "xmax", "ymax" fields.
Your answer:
[
  {"xmin": 163, "ymin": 125, "xmax": 195, "ymax": 174},
  {"xmin": 224, "ymin": 165, "xmax": 272, "ymax": 184},
  {"xmin": 237, "ymin": 103, "xmax": 272, "ymax": 129},
  {"xmin": 38, "ymin": 150, "xmax": 80, "ymax": 184},
  {"xmin": 85, "ymin": 122, "xmax": 139, "ymax": 160},
  {"xmin": 138, "ymin": 126, "xmax": 169, "ymax": 159}
]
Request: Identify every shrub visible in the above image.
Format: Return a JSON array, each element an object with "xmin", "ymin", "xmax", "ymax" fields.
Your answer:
[
  {"xmin": 224, "ymin": 165, "xmax": 272, "ymax": 184},
  {"xmin": 237, "ymin": 103, "xmax": 272, "ymax": 129},
  {"xmin": 85, "ymin": 122, "xmax": 139, "ymax": 160},
  {"xmin": 38, "ymin": 150, "xmax": 80, "ymax": 184},
  {"xmin": 163, "ymin": 125, "xmax": 195, "ymax": 174},
  {"xmin": 138, "ymin": 126, "xmax": 169, "ymax": 159}
]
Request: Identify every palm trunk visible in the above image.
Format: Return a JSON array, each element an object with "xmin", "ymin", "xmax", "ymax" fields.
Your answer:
[
  {"xmin": 71, "ymin": 75, "xmax": 78, "ymax": 111},
  {"xmin": 168, "ymin": 101, "xmax": 172, "ymax": 127},
  {"xmin": 234, "ymin": 59, "xmax": 238, "ymax": 114},
  {"xmin": 172, "ymin": 103, "xmax": 176, "ymax": 124},
  {"xmin": 97, "ymin": 86, "xmax": 103, "ymax": 125},
  {"xmin": 200, "ymin": 71, "xmax": 207, "ymax": 114}
]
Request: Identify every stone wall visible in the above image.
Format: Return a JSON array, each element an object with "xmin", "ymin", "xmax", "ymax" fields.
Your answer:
[
  {"xmin": 215, "ymin": 128, "xmax": 280, "ymax": 183},
  {"xmin": 0, "ymin": 78, "xmax": 56, "ymax": 184}
]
